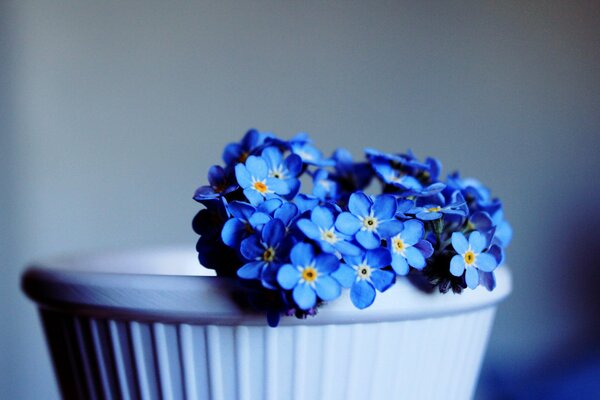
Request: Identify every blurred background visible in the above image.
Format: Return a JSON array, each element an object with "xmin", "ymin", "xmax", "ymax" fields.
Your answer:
[{"xmin": 1, "ymin": 0, "xmax": 600, "ymax": 398}]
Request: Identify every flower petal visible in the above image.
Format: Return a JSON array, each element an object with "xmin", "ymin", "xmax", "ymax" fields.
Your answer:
[
  {"xmin": 356, "ymin": 230, "xmax": 381, "ymax": 249},
  {"xmin": 262, "ymin": 219, "xmax": 285, "ymax": 247},
  {"xmin": 331, "ymin": 263, "xmax": 356, "ymax": 288},
  {"xmin": 404, "ymin": 246, "xmax": 426, "ymax": 269},
  {"xmin": 365, "ymin": 247, "xmax": 391, "ymax": 268},
  {"xmin": 335, "ymin": 212, "xmax": 361, "ymax": 235},
  {"xmin": 469, "ymin": 231, "xmax": 487, "ymax": 253},
  {"xmin": 223, "ymin": 143, "xmax": 242, "ymax": 165},
  {"xmin": 391, "ymin": 254, "xmax": 409, "ymax": 275},
  {"xmin": 315, "ymin": 276, "xmax": 341, "ymax": 301},
  {"xmin": 348, "ymin": 192, "xmax": 372, "ymax": 217},
  {"xmin": 237, "ymin": 261, "xmax": 264, "ymax": 280},
  {"xmin": 221, "ymin": 218, "xmax": 247, "ymax": 247},
  {"xmin": 290, "ymin": 242, "xmax": 315, "ymax": 267},
  {"xmin": 451, "ymin": 232, "xmax": 469, "ymax": 254},
  {"xmin": 240, "ymin": 236, "xmax": 263, "ymax": 260},
  {"xmin": 296, "ymin": 219, "xmax": 320, "ymax": 240},
  {"xmin": 284, "ymin": 153, "xmax": 303, "ymax": 177},
  {"xmin": 235, "ymin": 163, "xmax": 252, "ymax": 188},
  {"xmin": 243, "ymin": 188, "xmax": 264, "ymax": 206},
  {"xmin": 450, "ymin": 254, "xmax": 465, "ymax": 277},
  {"xmin": 401, "ymin": 220, "xmax": 424, "ymax": 246},
  {"xmin": 465, "ymin": 266, "xmax": 479, "ymax": 289},
  {"xmin": 266, "ymin": 177, "xmax": 291, "ymax": 195},
  {"xmin": 293, "ymin": 283, "xmax": 317, "ymax": 310},
  {"xmin": 261, "ymin": 146, "xmax": 283, "ymax": 168},
  {"xmin": 277, "ymin": 263, "xmax": 300, "ymax": 289},
  {"xmin": 476, "ymin": 253, "xmax": 498, "ymax": 272},
  {"xmin": 248, "ymin": 212, "xmax": 271, "ymax": 228},
  {"xmin": 373, "ymin": 194, "xmax": 397, "ymax": 220},
  {"xmin": 377, "ymin": 219, "xmax": 403, "ymax": 238},
  {"xmin": 274, "ymin": 202, "xmax": 298, "ymax": 225},
  {"xmin": 333, "ymin": 240, "xmax": 361, "ymax": 257},
  {"xmin": 350, "ymin": 280, "xmax": 376, "ymax": 309},
  {"xmin": 315, "ymin": 253, "xmax": 339, "ymax": 274},
  {"xmin": 312, "ymin": 206, "xmax": 335, "ymax": 229},
  {"xmin": 414, "ymin": 239, "xmax": 434, "ymax": 258},
  {"xmin": 370, "ymin": 269, "xmax": 395, "ymax": 292},
  {"xmin": 245, "ymin": 156, "xmax": 268, "ymax": 179}
]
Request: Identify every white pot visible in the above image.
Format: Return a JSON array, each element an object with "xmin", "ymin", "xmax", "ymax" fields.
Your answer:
[{"xmin": 22, "ymin": 247, "xmax": 511, "ymax": 400}]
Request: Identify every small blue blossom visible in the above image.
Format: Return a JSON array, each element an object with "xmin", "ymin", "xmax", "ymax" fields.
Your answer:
[
  {"xmin": 277, "ymin": 242, "xmax": 342, "ymax": 310},
  {"xmin": 387, "ymin": 220, "xmax": 434, "ymax": 275},
  {"xmin": 332, "ymin": 248, "xmax": 395, "ymax": 309},
  {"xmin": 235, "ymin": 155, "xmax": 291, "ymax": 206},
  {"xmin": 450, "ymin": 231, "xmax": 498, "ymax": 289},
  {"xmin": 221, "ymin": 201, "xmax": 272, "ymax": 247},
  {"xmin": 369, "ymin": 155, "xmax": 423, "ymax": 192},
  {"xmin": 410, "ymin": 191, "xmax": 468, "ymax": 221},
  {"xmin": 238, "ymin": 219, "xmax": 291, "ymax": 289},
  {"xmin": 261, "ymin": 146, "xmax": 303, "ymax": 199},
  {"xmin": 289, "ymin": 134, "xmax": 334, "ymax": 167},
  {"xmin": 492, "ymin": 208, "xmax": 513, "ymax": 247},
  {"xmin": 297, "ymin": 205, "xmax": 360, "ymax": 256},
  {"xmin": 223, "ymin": 129, "xmax": 271, "ymax": 166},
  {"xmin": 193, "ymin": 165, "xmax": 238, "ymax": 203},
  {"xmin": 294, "ymin": 193, "xmax": 320, "ymax": 214},
  {"xmin": 312, "ymin": 169, "xmax": 340, "ymax": 201},
  {"xmin": 332, "ymin": 148, "xmax": 372, "ymax": 192},
  {"xmin": 335, "ymin": 192, "xmax": 403, "ymax": 249}
]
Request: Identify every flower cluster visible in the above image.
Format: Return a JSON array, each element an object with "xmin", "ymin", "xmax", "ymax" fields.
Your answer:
[{"xmin": 193, "ymin": 130, "xmax": 512, "ymax": 324}]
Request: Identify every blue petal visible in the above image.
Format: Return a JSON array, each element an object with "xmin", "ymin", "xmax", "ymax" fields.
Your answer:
[
  {"xmin": 293, "ymin": 283, "xmax": 317, "ymax": 310},
  {"xmin": 469, "ymin": 231, "xmax": 486, "ymax": 253},
  {"xmin": 223, "ymin": 143, "xmax": 242, "ymax": 165},
  {"xmin": 221, "ymin": 218, "xmax": 247, "ymax": 247},
  {"xmin": 333, "ymin": 240, "xmax": 361, "ymax": 257},
  {"xmin": 350, "ymin": 280, "xmax": 376, "ymax": 309},
  {"xmin": 356, "ymin": 230, "xmax": 381, "ymax": 249},
  {"xmin": 261, "ymin": 146, "xmax": 283, "ymax": 169},
  {"xmin": 240, "ymin": 236, "xmax": 263, "ymax": 260},
  {"xmin": 235, "ymin": 163, "xmax": 252, "ymax": 188},
  {"xmin": 284, "ymin": 153, "xmax": 303, "ymax": 177},
  {"xmin": 315, "ymin": 276, "xmax": 341, "ymax": 301},
  {"xmin": 480, "ymin": 271, "xmax": 496, "ymax": 291},
  {"xmin": 465, "ymin": 266, "xmax": 479, "ymax": 289},
  {"xmin": 370, "ymin": 269, "xmax": 395, "ymax": 292},
  {"xmin": 290, "ymin": 242, "xmax": 315, "ymax": 267},
  {"xmin": 391, "ymin": 254, "xmax": 409, "ymax": 275},
  {"xmin": 261, "ymin": 262, "xmax": 281, "ymax": 289},
  {"xmin": 315, "ymin": 253, "xmax": 339, "ymax": 274},
  {"xmin": 237, "ymin": 261, "xmax": 264, "ymax": 280},
  {"xmin": 417, "ymin": 211, "xmax": 442, "ymax": 221},
  {"xmin": 277, "ymin": 263, "xmax": 300, "ymax": 289},
  {"xmin": 248, "ymin": 212, "xmax": 271, "ymax": 228},
  {"xmin": 470, "ymin": 211, "xmax": 493, "ymax": 231},
  {"xmin": 228, "ymin": 201, "xmax": 255, "ymax": 220},
  {"xmin": 312, "ymin": 206, "xmax": 334, "ymax": 229},
  {"xmin": 262, "ymin": 219, "xmax": 285, "ymax": 247},
  {"xmin": 476, "ymin": 253, "xmax": 497, "ymax": 272},
  {"xmin": 297, "ymin": 219, "xmax": 320, "ymax": 240},
  {"xmin": 377, "ymin": 220, "xmax": 403, "ymax": 238},
  {"xmin": 401, "ymin": 220, "xmax": 424, "ymax": 246},
  {"xmin": 274, "ymin": 202, "xmax": 298, "ymax": 226},
  {"xmin": 331, "ymin": 263, "xmax": 356, "ymax": 288},
  {"xmin": 266, "ymin": 177, "xmax": 291, "ymax": 195},
  {"xmin": 396, "ymin": 199, "xmax": 414, "ymax": 217},
  {"xmin": 245, "ymin": 156, "xmax": 268, "ymax": 179},
  {"xmin": 451, "ymin": 232, "xmax": 469, "ymax": 254},
  {"xmin": 243, "ymin": 188, "xmax": 264, "ymax": 206},
  {"xmin": 207, "ymin": 165, "xmax": 227, "ymax": 188},
  {"xmin": 258, "ymin": 198, "xmax": 283, "ymax": 214},
  {"xmin": 404, "ymin": 246, "xmax": 426, "ymax": 269},
  {"xmin": 414, "ymin": 239, "xmax": 434, "ymax": 258},
  {"xmin": 366, "ymin": 247, "xmax": 391, "ymax": 268},
  {"xmin": 348, "ymin": 192, "xmax": 372, "ymax": 217},
  {"xmin": 335, "ymin": 212, "xmax": 361, "ymax": 235},
  {"xmin": 449, "ymin": 255, "xmax": 465, "ymax": 277},
  {"xmin": 294, "ymin": 194, "xmax": 320, "ymax": 214},
  {"xmin": 373, "ymin": 195, "xmax": 397, "ymax": 220}
]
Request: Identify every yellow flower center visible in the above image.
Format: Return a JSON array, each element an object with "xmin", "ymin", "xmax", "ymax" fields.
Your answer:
[
  {"xmin": 392, "ymin": 237, "xmax": 405, "ymax": 253},
  {"xmin": 427, "ymin": 206, "xmax": 442, "ymax": 213},
  {"xmin": 262, "ymin": 247, "xmax": 275, "ymax": 262},
  {"xmin": 253, "ymin": 181, "xmax": 268, "ymax": 193},
  {"xmin": 302, "ymin": 266, "xmax": 318, "ymax": 283},
  {"xmin": 362, "ymin": 216, "xmax": 379, "ymax": 231},
  {"xmin": 463, "ymin": 250, "xmax": 475, "ymax": 266},
  {"xmin": 356, "ymin": 264, "xmax": 372, "ymax": 280}
]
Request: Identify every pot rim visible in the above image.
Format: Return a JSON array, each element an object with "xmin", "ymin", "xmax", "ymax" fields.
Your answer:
[{"xmin": 22, "ymin": 247, "xmax": 511, "ymax": 326}]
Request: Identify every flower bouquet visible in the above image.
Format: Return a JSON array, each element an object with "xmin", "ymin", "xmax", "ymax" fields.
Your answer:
[{"xmin": 193, "ymin": 129, "xmax": 512, "ymax": 325}]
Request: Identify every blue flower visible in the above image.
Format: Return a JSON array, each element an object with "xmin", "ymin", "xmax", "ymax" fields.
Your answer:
[
  {"xmin": 297, "ymin": 205, "xmax": 360, "ymax": 256},
  {"xmin": 289, "ymin": 134, "xmax": 334, "ymax": 167},
  {"xmin": 332, "ymin": 248, "xmax": 395, "ymax": 309},
  {"xmin": 235, "ymin": 155, "xmax": 291, "ymax": 205},
  {"xmin": 238, "ymin": 219, "xmax": 291, "ymax": 289},
  {"xmin": 261, "ymin": 147, "xmax": 303, "ymax": 199},
  {"xmin": 388, "ymin": 220, "xmax": 434, "ymax": 275},
  {"xmin": 223, "ymin": 129, "xmax": 271, "ymax": 166},
  {"xmin": 450, "ymin": 231, "xmax": 498, "ymax": 289},
  {"xmin": 277, "ymin": 242, "xmax": 342, "ymax": 310},
  {"xmin": 492, "ymin": 208, "xmax": 513, "ymax": 247},
  {"xmin": 410, "ymin": 191, "xmax": 468, "ymax": 221},
  {"xmin": 335, "ymin": 192, "xmax": 403, "ymax": 249},
  {"xmin": 193, "ymin": 165, "xmax": 238, "ymax": 203},
  {"xmin": 293, "ymin": 193, "xmax": 320, "ymax": 214},
  {"xmin": 368, "ymin": 155, "xmax": 423, "ymax": 192},
  {"xmin": 221, "ymin": 201, "xmax": 272, "ymax": 247},
  {"xmin": 312, "ymin": 169, "xmax": 340, "ymax": 201},
  {"xmin": 332, "ymin": 148, "xmax": 372, "ymax": 192}
]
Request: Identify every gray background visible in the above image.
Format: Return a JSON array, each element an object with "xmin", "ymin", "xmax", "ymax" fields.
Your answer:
[{"xmin": 2, "ymin": 1, "xmax": 600, "ymax": 398}]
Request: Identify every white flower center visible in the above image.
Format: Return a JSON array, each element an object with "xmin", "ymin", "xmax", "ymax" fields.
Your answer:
[
  {"xmin": 268, "ymin": 165, "xmax": 287, "ymax": 180},
  {"xmin": 355, "ymin": 263, "xmax": 372, "ymax": 280},
  {"xmin": 320, "ymin": 227, "xmax": 340, "ymax": 244},
  {"xmin": 392, "ymin": 236, "xmax": 406, "ymax": 256},
  {"xmin": 360, "ymin": 214, "xmax": 379, "ymax": 232}
]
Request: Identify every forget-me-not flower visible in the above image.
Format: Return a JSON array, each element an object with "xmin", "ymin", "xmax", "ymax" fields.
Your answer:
[
  {"xmin": 221, "ymin": 201, "xmax": 273, "ymax": 247},
  {"xmin": 193, "ymin": 165, "xmax": 238, "ymax": 203},
  {"xmin": 335, "ymin": 192, "xmax": 403, "ymax": 249},
  {"xmin": 223, "ymin": 129, "xmax": 271, "ymax": 166},
  {"xmin": 261, "ymin": 146, "xmax": 303, "ymax": 199},
  {"xmin": 387, "ymin": 220, "xmax": 434, "ymax": 275},
  {"xmin": 297, "ymin": 205, "xmax": 360, "ymax": 256},
  {"xmin": 277, "ymin": 242, "xmax": 342, "ymax": 310},
  {"xmin": 235, "ymin": 155, "xmax": 291, "ymax": 205},
  {"xmin": 450, "ymin": 231, "xmax": 498, "ymax": 289},
  {"xmin": 332, "ymin": 248, "xmax": 395, "ymax": 309}
]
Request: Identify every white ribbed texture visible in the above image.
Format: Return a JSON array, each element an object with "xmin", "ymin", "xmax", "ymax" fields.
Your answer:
[{"xmin": 39, "ymin": 307, "xmax": 496, "ymax": 400}]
